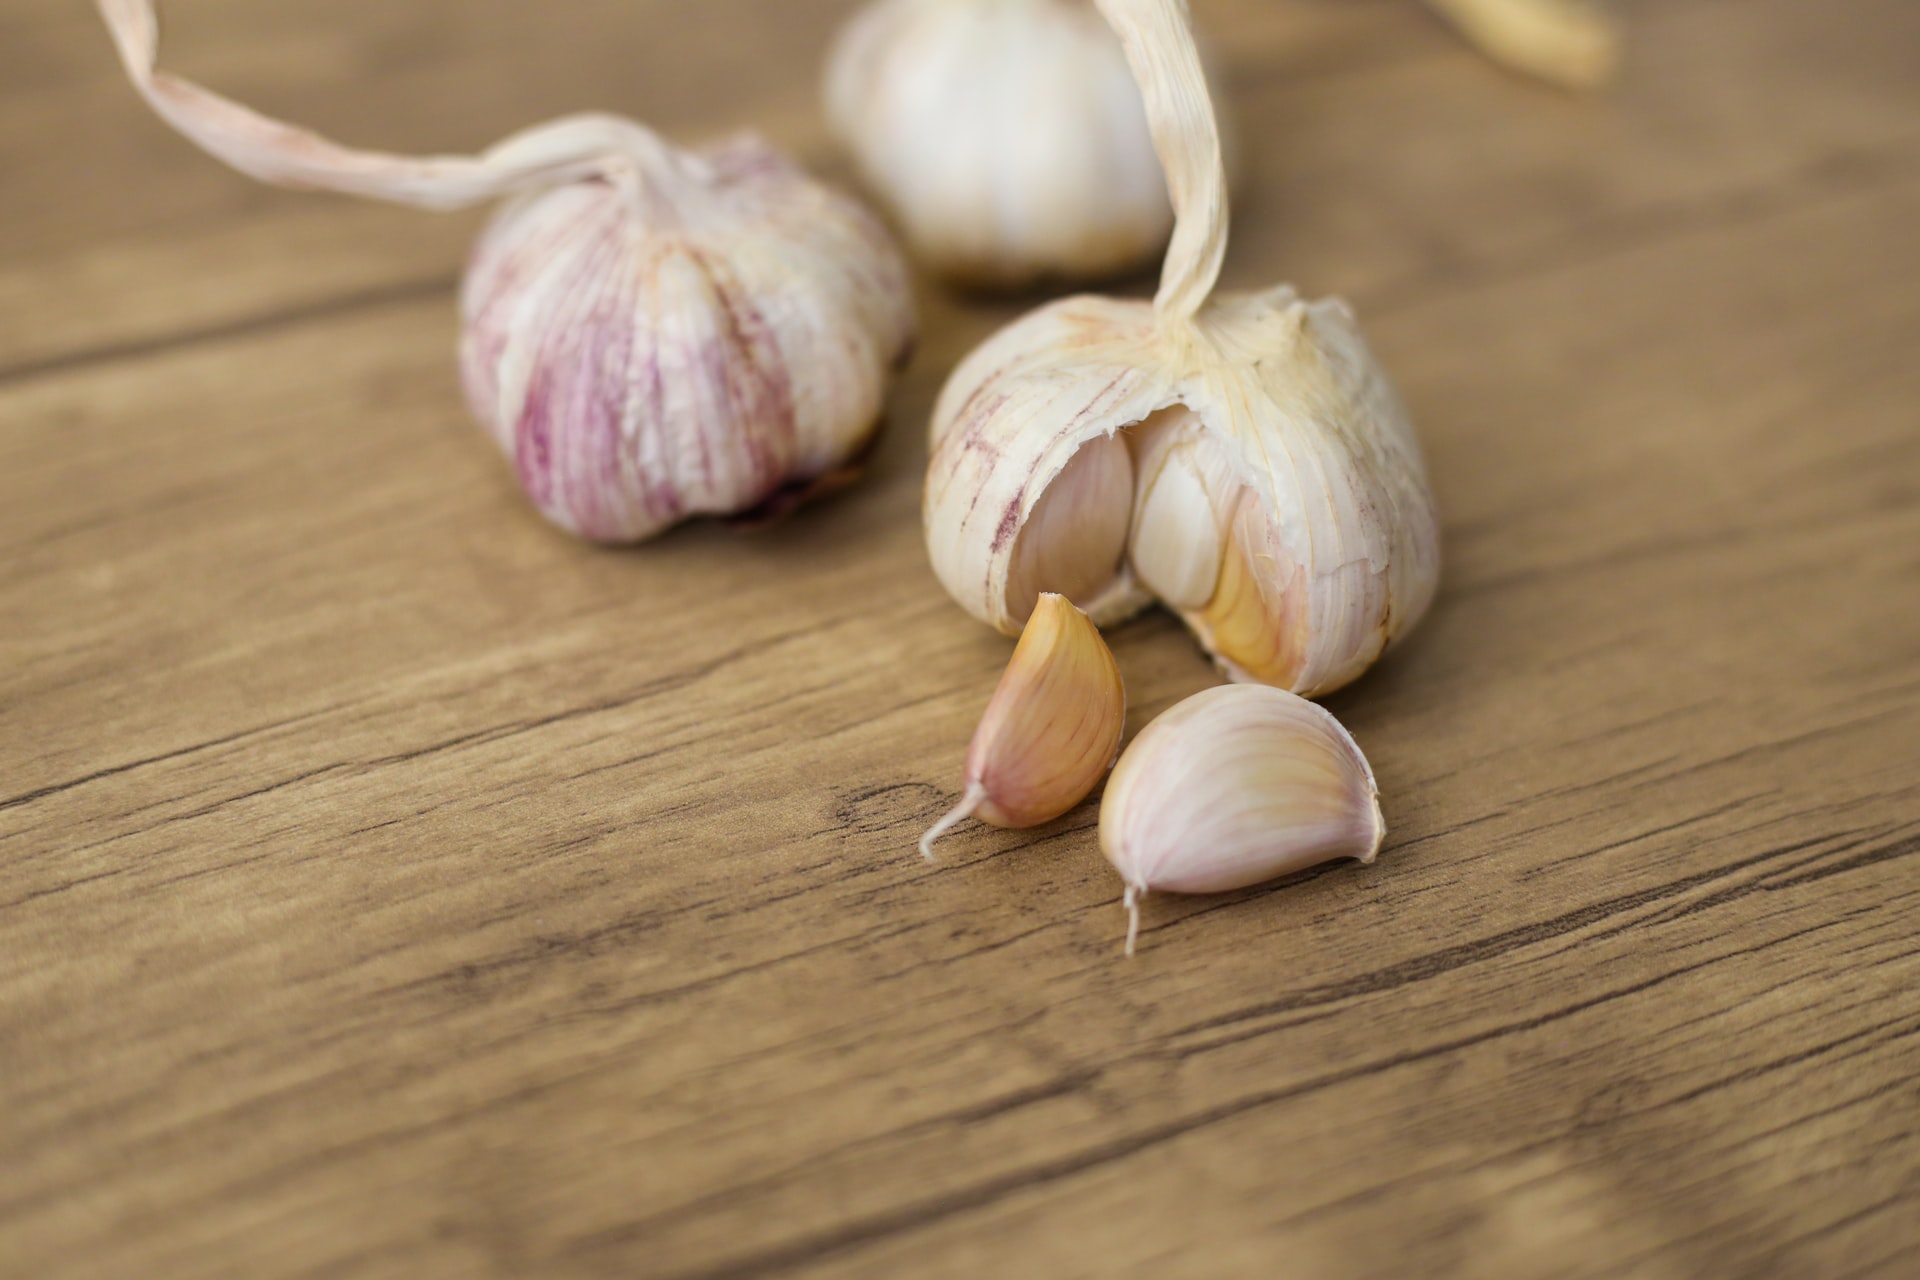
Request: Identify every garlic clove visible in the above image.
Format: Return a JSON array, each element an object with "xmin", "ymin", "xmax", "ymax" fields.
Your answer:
[
  {"xmin": 1188, "ymin": 489, "xmax": 1308, "ymax": 689},
  {"xmin": 920, "ymin": 593, "xmax": 1125, "ymax": 861},
  {"xmin": 1126, "ymin": 406, "xmax": 1238, "ymax": 608},
  {"xmin": 1005, "ymin": 431, "xmax": 1135, "ymax": 626},
  {"xmin": 1098, "ymin": 684, "xmax": 1384, "ymax": 955}
]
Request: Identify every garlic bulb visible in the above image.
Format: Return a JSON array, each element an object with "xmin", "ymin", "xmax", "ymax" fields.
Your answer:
[
  {"xmin": 826, "ymin": 0, "xmax": 1175, "ymax": 288},
  {"xmin": 98, "ymin": 0, "xmax": 915, "ymax": 542},
  {"xmin": 1099, "ymin": 684, "xmax": 1383, "ymax": 955},
  {"xmin": 923, "ymin": 0, "xmax": 1440, "ymax": 699},
  {"xmin": 920, "ymin": 593, "xmax": 1125, "ymax": 860}
]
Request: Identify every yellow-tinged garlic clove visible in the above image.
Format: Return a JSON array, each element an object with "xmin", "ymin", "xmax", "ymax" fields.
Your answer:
[
  {"xmin": 826, "ymin": 0, "xmax": 1174, "ymax": 288},
  {"xmin": 1098, "ymin": 684, "xmax": 1384, "ymax": 955},
  {"xmin": 1004, "ymin": 432, "xmax": 1135, "ymax": 626},
  {"xmin": 1189, "ymin": 489, "xmax": 1308, "ymax": 688},
  {"xmin": 920, "ymin": 593, "xmax": 1125, "ymax": 861},
  {"xmin": 97, "ymin": 0, "xmax": 915, "ymax": 544},
  {"xmin": 1425, "ymin": 0, "xmax": 1622, "ymax": 91},
  {"xmin": 1126, "ymin": 406, "xmax": 1238, "ymax": 608}
]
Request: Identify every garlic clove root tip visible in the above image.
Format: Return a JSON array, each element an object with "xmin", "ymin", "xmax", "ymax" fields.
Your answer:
[
  {"xmin": 1122, "ymin": 883, "xmax": 1145, "ymax": 957},
  {"xmin": 918, "ymin": 782, "xmax": 986, "ymax": 864}
]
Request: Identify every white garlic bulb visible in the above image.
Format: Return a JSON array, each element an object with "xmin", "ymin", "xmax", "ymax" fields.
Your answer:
[
  {"xmin": 99, "ymin": 0, "xmax": 915, "ymax": 542},
  {"xmin": 1099, "ymin": 684, "xmax": 1383, "ymax": 955},
  {"xmin": 924, "ymin": 0, "xmax": 1439, "ymax": 698},
  {"xmin": 826, "ymin": 0, "xmax": 1176, "ymax": 288}
]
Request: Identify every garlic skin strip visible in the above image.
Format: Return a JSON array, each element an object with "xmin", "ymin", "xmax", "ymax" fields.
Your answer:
[
  {"xmin": 94, "ymin": 1, "xmax": 916, "ymax": 544},
  {"xmin": 96, "ymin": 0, "xmax": 698, "ymax": 209}
]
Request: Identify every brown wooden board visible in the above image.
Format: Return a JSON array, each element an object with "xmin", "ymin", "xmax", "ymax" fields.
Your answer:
[{"xmin": 3, "ymin": 1, "xmax": 1917, "ymax": 1276}]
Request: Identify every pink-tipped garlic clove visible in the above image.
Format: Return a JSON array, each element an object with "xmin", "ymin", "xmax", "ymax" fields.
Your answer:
[
  {"xmin": 1005, "ymin": 432, "xmax": 1135, "ymax": 626},
  {"xmin": 920, "ymin": 593, "xmax": 1126, "ymax": 860},
  {"xmin": 1098, "ymin": 683, "xmax": 1383, "ymax": 954}
]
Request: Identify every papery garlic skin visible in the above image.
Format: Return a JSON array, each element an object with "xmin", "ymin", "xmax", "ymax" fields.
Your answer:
[
  {"xmin": 826, "ymin": 0, "xmax": 1173, "ymax": 287},
  {"xmin": 98, "ymin": 1, "xmax": 914, "ymax": 545},
  {"xmin": 921, "ymin": 593, "xmax": 1125, "ymax": 859},
  {"xmin": 1099, "ymin": 683, "xmax": 1383, "ymax": 953},
  {"xmin": 460, "ymin": 139, "xmax": 914, "ymax": 541}
]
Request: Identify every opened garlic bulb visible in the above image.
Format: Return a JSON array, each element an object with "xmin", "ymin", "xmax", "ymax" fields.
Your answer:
[
  {"xmin": 924, "ymin": 0, "xmax": 1439, "ymax": 698},
  {"xmin": 1100, "ymin": 684, "xmax": 1383, "ymax": 955},
  {"xmin": 826, "ymin": 0, "xmax": 1175, "ymax": 288},
  {"xmin": 920, "ymin": 593, "xmax": 1124, "ymax": 860},
  {"xmin": 99, "ymin": 0, "xmax": 914, "ymax": 542}
]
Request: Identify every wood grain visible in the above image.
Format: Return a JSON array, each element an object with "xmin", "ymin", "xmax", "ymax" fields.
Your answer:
[{"xmin": 4, "ymin": 1, "xmax": 1918, "ymax": 1277}]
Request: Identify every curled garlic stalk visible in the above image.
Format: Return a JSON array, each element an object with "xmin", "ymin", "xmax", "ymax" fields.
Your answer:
[
  {"xmin": 827, "ymin": 0, "xmax": 1203, "ymax": 288},
  {"xmin": 921, "ymin": 594, "xmax": 1125, "ymax": 860},
  {"xmin": 98, "ymin": 0, "xmax": 915, "ymax": 543},
  {"xmin": 1100, "ymin": 684, "xmax": 1383, "ymax": 955},
  {"xmin": 923, "ymin": 0, "xmax": 1440, "ymax": 699}
]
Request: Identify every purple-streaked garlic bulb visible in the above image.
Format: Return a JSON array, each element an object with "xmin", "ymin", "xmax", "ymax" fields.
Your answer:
[{"xmin": 97, "ymin": 0, "xmax": 916, "ymax": 542}]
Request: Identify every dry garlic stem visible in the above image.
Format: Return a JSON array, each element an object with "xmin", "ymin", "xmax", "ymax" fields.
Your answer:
[
  {"xmin": 924, "ymin": 0, "xmax": 1440, "ymax": 698},
  {"xmin": 920, "ymin": 594, "xmax": 1125, "ymax": 860},
  {"xmin": 1425, "ymin": 0, "xmax": 1621, "ymax": 90},
  {"xmin": 826, "ymin": 0, "xmax": 1176, "ymax": 288},
  {"xmin": 98, "ymin": 0, "xmax": 914, "ymax": 542},
  {"xmin": 1100, "ymin": 685, "xmax": 1383, "ymax": 955}
]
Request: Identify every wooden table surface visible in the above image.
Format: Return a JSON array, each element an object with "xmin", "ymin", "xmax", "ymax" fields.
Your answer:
[{"xmin": 5, "ymin": 1, "xmax": 1918, "ymax": 1276}]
